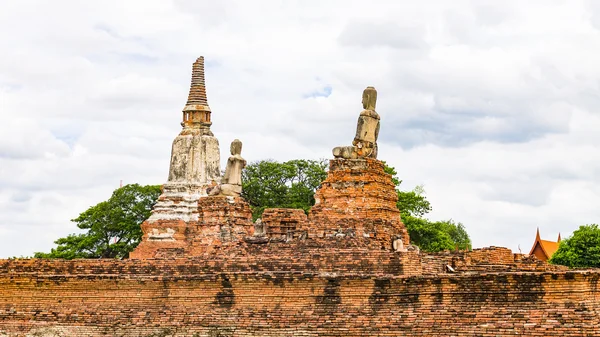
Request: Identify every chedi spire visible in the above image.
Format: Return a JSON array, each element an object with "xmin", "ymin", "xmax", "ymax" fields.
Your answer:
[
  {"xmin": 165, "ymin": 56, "xmax": 221, "ymax": 184},
  {"xmin": 182, "ymin": 56, "xmax": 212, "ymax": 129}
]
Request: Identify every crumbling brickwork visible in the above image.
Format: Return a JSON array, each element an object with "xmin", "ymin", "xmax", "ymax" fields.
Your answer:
[
  {"xmin": 261, "ymin": 208, "xmax": 308, "ymax": 239},
  {"xmin": 131, "ymin": 196, "xmax": 253, "ymax": 258},
  {"xmin": 192, "ymin": 196, "xmax": 254, "ymax": 244},
  {"xmin": 0, "ymin": 257, "xmax": 598, "ymax": 336},
  {"xmin": 421, "ymin": 246, "xmax": 568, "ymax": 274},
  {"xmin": 309, "ymin": 158, "xmax": 410, "ymax": 249}
]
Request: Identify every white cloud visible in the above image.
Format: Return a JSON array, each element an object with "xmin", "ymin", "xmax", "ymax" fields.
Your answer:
[{"xmin": 1, "ymin": 0, "xmax": 600, "ymax": 257}]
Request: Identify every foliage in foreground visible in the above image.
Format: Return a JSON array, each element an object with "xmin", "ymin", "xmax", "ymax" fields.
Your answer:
[
  {"xmin": 549, "ymin": 224, "xmax": 600, "ymax": 268},
  {"xmin": 34, "ymin": 184, "xmax": 160, "ymax": 259}
]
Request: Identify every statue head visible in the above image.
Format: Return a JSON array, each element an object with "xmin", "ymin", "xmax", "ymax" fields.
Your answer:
[
  {"xmin": 362, "ymin": 86, "xmax": 377, "ymax": 110},
  {"xmin": 230, "ymin": 139, "xmax": 242, "ymax": 155}
]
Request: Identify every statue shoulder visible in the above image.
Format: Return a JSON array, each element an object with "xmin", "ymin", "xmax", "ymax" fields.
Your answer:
[{"xmin": 359, "ymin": 110, "xmax": 380, "ymax": 120}]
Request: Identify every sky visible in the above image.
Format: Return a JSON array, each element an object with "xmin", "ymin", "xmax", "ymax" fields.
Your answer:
[{"xmin": 1, "ymin": 0, "xmax": 600, "ymax": 257}]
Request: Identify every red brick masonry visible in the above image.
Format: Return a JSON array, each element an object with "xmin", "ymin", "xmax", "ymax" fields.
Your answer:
[
  {"xmin": 261, "ymin": 208, "xmax": 308, "ymax": 238},
  {"xmin": 2, "ymin": 156, "xmax": 597, "ymax": 336},
  {"xmin": 131, "ymin": 196, "xmax": 254, "ymax": 258},
  {"xmin": 1, "ymin": 246, "xmax": 597, "ymax": 336},
  {"xmin": 309, "ymin": 158, "xmax": 410, "ymax": 249}
]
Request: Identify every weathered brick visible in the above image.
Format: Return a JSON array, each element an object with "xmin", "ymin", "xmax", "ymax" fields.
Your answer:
[
  {"xmin": 0, "ymin": 255, "xmax": 597, "ymax": 336},
  {"xmin": 309, "ymin": 158, "xmax": 410, "ymax": 249}
]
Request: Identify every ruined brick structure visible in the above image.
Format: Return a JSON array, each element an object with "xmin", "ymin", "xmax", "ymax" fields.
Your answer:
[
  {"xmin": 131, "ymin": 57, "xmax": 253, "ymax": 259},
  {"xmin": 132, "ymin": 196, "xmax": 254, "ymax": 258},
  {"xmin": 261, "ymin": 208, "xmax": 308, "ymax": 239},
  {"xmin": 2, "ymin": 57, "xmax": 600, "ymax": 336},
  {"xmin": 309, "ymin": 158, "xmax": 410, "ymax": 249}
]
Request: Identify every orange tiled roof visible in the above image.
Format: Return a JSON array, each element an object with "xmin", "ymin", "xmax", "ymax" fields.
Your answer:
[
  {"xmin": 528, "ymin": 228, "xmax": 561, "ymax": 260},
  {"xmin": 538, "ymin": 239, "xmax": 559, "ymax": 258}
]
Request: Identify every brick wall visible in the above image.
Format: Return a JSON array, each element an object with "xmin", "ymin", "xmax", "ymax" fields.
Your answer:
[
  {"xmin": 421, "ymin": 246, "xmax": 567, "ymax": 274},
  {"xmin": 1, "ymin": 254, "xmax": 598, "ymax": 336}
]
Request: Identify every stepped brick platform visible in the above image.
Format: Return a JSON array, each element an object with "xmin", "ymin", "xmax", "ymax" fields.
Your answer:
[{"xmin": 309, "ymin": 158, "xmax": 410, "ymax": 250}]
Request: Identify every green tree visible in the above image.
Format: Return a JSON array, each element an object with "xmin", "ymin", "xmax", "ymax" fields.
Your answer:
[
  {"xmin": 34, "ymin": 184, "xmax": 160, "ymax": 259},
  {"xmin": 402, "ymin": 215, "xmax": 455, "ymax": 252},
  {"xmin": 382, "ymin": 162, "xmax": 431, "ymax": 217},
  {"xmin": 439, "ymin": 219, "xmax": 471, "ymax": 251},
  {"xmin": 549, "ymin": 224, "xmax": 600, "ymax": 268},
  {"xmin": 383, "ymin": 161, "xmax": 402, "ymax": 187},
  {"xmin": 397, "ymin": 186, "xmax": 432, "ymax": 218},
  {"xmin": 242, "ymin": 159, "xmax": 328, "ymax": 220},
  {"xmin": 383, "ymin": 162, "xmax": 471, "ymax": 252}
]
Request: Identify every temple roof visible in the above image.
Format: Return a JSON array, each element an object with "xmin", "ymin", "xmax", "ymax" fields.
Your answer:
[
  {"xmin": 535, "ymin": 239, "xmax": 559, "ymax": 258},
  {"xmin": 529, "ymin": 228, "xmax": 561, "ymax": 259}
]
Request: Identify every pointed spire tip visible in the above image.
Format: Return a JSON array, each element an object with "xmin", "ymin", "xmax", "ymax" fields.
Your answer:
[{"xmin": 185, "ymin": 55, "xmax": 209, "ymax": 107}]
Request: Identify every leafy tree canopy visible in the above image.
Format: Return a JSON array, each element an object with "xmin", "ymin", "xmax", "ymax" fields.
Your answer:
[
  {"xmin": 403, "ymin": 216, "xmax": 471, "ymax": 252},
  {"xmin": 34, "ymin": 184, "xmax": 160, "ymax": 259},
  {"xmin": 402, "ymin": 215, "xmax": 454, "ymax": 252},
  {"xmin": 242, "ymin": 159, "xmax": 328, "ymax": 220},
  {"xmin": 549, "ymin": 224, "xmax": 600, "ymax": 268},
  {"xmin": 383, "ymin": 161, "xmax": 471, "ymax": 252}
]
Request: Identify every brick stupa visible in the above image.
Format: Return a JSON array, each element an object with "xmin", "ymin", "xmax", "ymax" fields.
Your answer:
[
  {"xmin": 131, "ymin": 57, "xmax": 253, "ymax": 258},
  {"xmin": 309, "ymin": 158, "xmax": 410, "ymax": 249}
]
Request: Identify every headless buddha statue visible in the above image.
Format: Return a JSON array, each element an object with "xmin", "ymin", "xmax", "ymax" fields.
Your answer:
[{"xmin": 333, "ymin": 86, "xmax": 380, "ymax": 159}]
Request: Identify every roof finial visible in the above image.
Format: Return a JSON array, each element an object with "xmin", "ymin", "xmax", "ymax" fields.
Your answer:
[
  {"xmin": 535, "ymin": 227, "xmax": 540, "ymax": 240},
  {"xmin": 557, "ymin": 232, "xmax": 561, "ymax": 242}
]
